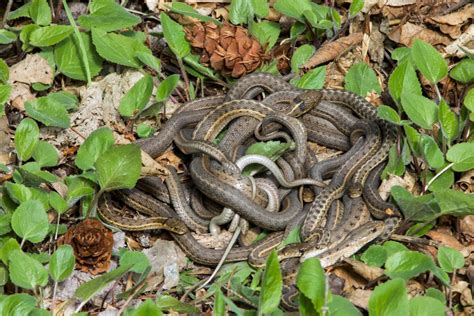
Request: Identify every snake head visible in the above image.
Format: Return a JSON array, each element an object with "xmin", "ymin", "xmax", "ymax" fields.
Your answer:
[{"xmin": 290, "ymin": 90, "xmax": 323, "ymax": 116}]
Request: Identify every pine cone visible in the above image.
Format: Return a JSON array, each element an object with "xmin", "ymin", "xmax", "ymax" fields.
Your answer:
[{"xmin": 185, "ymin": 22, "xmax": 270, "ymax": 78}]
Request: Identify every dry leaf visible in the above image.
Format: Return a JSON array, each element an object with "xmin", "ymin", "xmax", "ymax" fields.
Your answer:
[
  {"xmin": 0, "ymin": 116, "xmax": 12, "ymax": 166},
  {"xmin": 346, "ymin": 288, "xmax": 372, "ymax": 310},
  {"xmin": 444, "ymin": 24, "xmax": 474, "ymax": 57},
  {"xmin": 388, "ymin": 22, "xmax": 451, "ymax": 46},
  {"xmin": 331, "ymin": 266, "xmax": 367, "ymax": 292},
  {"xmin": 429, "ymin": 4, "xmax": 474, "ymax": 26},
  {"xmin": 459, "ymin": 216, "xmax": 474, "ymax": 239},
  {"xmin": 9, "ymin": 54, "xmax": 53, "ymax": 85},
  {"xmin": 343, "ymin": 258, "xmax": 385, "ymax": 281},
  {"xmin": 385, "ymin": 0, "xmax": 416, "ymax": 6},
  {"xmin": 9, "ymin": 82, "xmax": 35, "ymax": 111},
  {"xmin": 427, "ymin": 227, "xmax": 464, "ymax": 251}
]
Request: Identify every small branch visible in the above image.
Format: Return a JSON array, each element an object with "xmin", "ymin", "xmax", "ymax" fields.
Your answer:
[
  {"xmin": 434, "ymin": 84, "xmax": 442, "ymax": 104},
  {"xmin": 1, "ymin": 0, "xmax": 13, "ymax": 28},
  {"xmin": 424, "ymin": 162, "xmax": 454, "ymax": 191},
  {"xmin": 176, "ymin": 57, "xmax": 190, "ymax": 101}
]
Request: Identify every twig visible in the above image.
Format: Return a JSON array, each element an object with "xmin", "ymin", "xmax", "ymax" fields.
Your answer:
[
  {"xmin": 391, "ymin": 234, "xmax": 438, "ymax": 246},
  {"xmin": 1, "ymin": 0, "xmax": 13, "ymax": 28},
  {"xmin": 176, "ymin": 57, "xmax": 190, "ymax": 101}
]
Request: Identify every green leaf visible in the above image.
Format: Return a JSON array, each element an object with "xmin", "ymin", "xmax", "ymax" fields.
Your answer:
[
  {"xmin": 132, "ymin": 299, "xmax": 163, "ymax": 316},
  {"xmin": 91, "ymin": 28, "xmax": 150, "ymax": 68},
  {"xmin": 391, "ymin": 47, "xmax": 411, "ymax": 62},
  {"xmin": 0, "ymin": 214, "xmax": 12, "ymax": 236},
  {"xmin": 19, "ymin": 24, "xmax": 40, "ymax": 51},
  {"xmin": 5, "ymin": 182, "xmax": 31, "ymax": 204},
  {"xmin": 409, "ymin": 296, "xmax": 445, "ymax": 316},
  {"xmin": 0, "ymin": 30, "xmax": 17, "ymax": 44},
  {"xmin": 377, "ymin": 105, "xmax": 401, "ymax": 125},
  {"xmin": 160, "ymin": 13, "xmax": 190, "ymax": 59},
  {"xmin": 258, "ymin": 251, "xmax": 282, "ymax": 314},
  {"xmin": 183, "ymin": 54, "xmax": 219, "ymax": 81},
  {"xmin": 291, "ymin": 44, "xmax": 314, "ymax": 73},
  {"xmin": 30, "ymin": 0, "xmax": 51, "ymax": 26},
  {"xmin": 96, "ymin": 144, "xmax": 141, "ymax": 191},
  {"xmin": 49, "ymin": 244, "xmax": 75, "ymax": 282},
  {"xmin": 136, "ymin": 52, "xmax": 161, "ymax": 73},
  {"xmin": 32, "ymin": 141, "xmax": 59, "ymax": 167},
  {"xmin": 290, "ymin": 22, "xmax": 306, "ymax": 39},
  {"xmin": 170, "ymin": 2, "xmax": 222, "ymax": 26},
  {"xmin": 328, "ymin": 295, "xmax": 362, "ymax": 316},
  {"xmin": 9, "ymin": 249, "xmax": 48, "ymax": 289},
  {"xmin": 55, "ymin": 32, "xmax": 103, "ymax": 81},
  {"xmin": 361, "ymin": 245, "xmax": 387, "ymax": 267},
  {"xmin": 30, "ymin": 25, "xmax": 73, "ymax": 47},
  {"xmin": 249, "ymin": 21, "xmax": 280, "ymax": 51},
  {"xmin": 464, "ymin": 88, "xmax": 474, "ymax": 113},
  {"xmin": 75, "ymin": 127, "xmax": 115, "ymax": 171},
  {"xmin": 229, "ymin": 0, "xmax": 254, "ymax": 24},
  {"xmin": 119, "ymin": 250, "xmax": 150, "ymax": 274},
  {"xmin": 155, "ymin": 295, "xmax": 200, "ymax": 314},
  {"xmin": 119, "ymin": 75, "xmax": 153, "ymax": 117},
  {"xmin": 11, "ymin": 200, "xmax": 49, "ymax": 244},
  {"xmin": 345, "ymin": 62, "xmax": 381, "ymax": 96},
  {"xmin": 252, "ymin": 0, "xmax": 269, "ymax": 18},
  {"xmin": 438, "ymin": 99, "xmax": 458, "ymax": 142},
  {"xmin": 0, "ymin": 238, "xmax": 21, "ymax": 265},
  {"xmin": 274, "ymin": 0, "xmax": 312, "ymax": 22},
  {"xmin": 25, "ymin": 97, "xmax": 70, "ymax": 128},
  {"xmin": 75, "ymin": 264, "xmax": 132, "ymax": 301},
  {"xmin": 78, "ymin": 2, "xmax": 141, "ymax": 32},
  {"xmin": 446, "ymin": 143, "xmax": 474, "ymax": 172},
  {"xmin": 411, "ymin": 39, "xmax": 448, "ymax": 84},
  {"xmin": 391, "ymin": 186, "xmax": 440, "ymax": 221},
  {"xmin": 8, "ymin": 3, "xmax": 32, "ymax": 20},
  {"xmin": 437, "ymin": 246, "xmax": 464, "ymax": 273},
  {"xmin": 213, "ymin": 288, "xmax": 225, "ymax": 316},
  {"xmin": 434, "ymin": 189, "xmax": 474, "ymax": 217},
  {"xmin": 296, "ymin": 258, "xmax": 325, "ymax": 312},
  {"xmin": 449, "ymin": 58, "xmax": 473, "ymax": 84},
  {"xmin": 385, "ymin": 250, "xmax": 435, "ymax": 280},
  {"xmin": 388, "ymin": 60, "xmax": 421, "ymax": 105},
  {"xmin": 403, "ymin": 125, "xmax": 421, "ymax": 156},
  {"xmin": 425, "ymin": 166, "xmax": 454, "ymax": 193},
  {"xmin": 0, "ymin": 59, "xmax": 8, "ymax": 84},
  {"xmin": 420, "ymin": 135, "xmax": 444, "ymax": 169},
  {"xmin": 349, "ymin": 0, "xmax": 364, "ymax": 17},
  {"xmin": 49, "ymin": 191, "xmax": 68, "ymax": 214},
  {"xmin": 14, "ymin": 118, "xmax": 39, "ymax": 161},
  {"xmin": 368, "ymin": 279, "xmax": 409, "ymax": 316},
  {"xmin": 400, "ymin": 92, "xmax": 438, "ymax": 130},
  {"xmin": 425, "ymin": 288, "xmax": 446, "ymax": 304},
  {"xmin": 0, "ymin": 294, "xmax": 36, "ymax": 316},
  {"xmin": 155, "ymin": 74, "xmax": 180, "ymax": 103},
  {"xmin": 0, "ymin": 84, "xmax": 12, "ymax": 115},
  {"xmin": 30, "ymin": 308, "xmax": 53, "ymax": 316},
  {"xmin": 136, "ymin": 123, "xmax": 155, "ymax": 138},
  {"xmin": 292, "ymin": 66, "xmax": 326, "ymax": 89}
]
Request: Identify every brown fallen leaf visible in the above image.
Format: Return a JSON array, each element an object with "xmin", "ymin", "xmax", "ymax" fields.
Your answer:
[
  {"xmin": 427, "ymin": 227, "xmax": 464, "ymax": 251},
  {"xmin": 346, "ymin": 288, "xmax": 371, "ymax": 310},
  {"xmin": 455, "ymin": 170, "xmax": 474, "ymax": 193},
  {"xmin": 444, "ymin": 24, "xmax": 474, "ymax": 57},
  {"xmin": 429, "ymin": 4, "xmax": 474, "ymax": 26},
  {"xmin": 302, "ymin": 33, "xmax": 363, "ymax": 70},
  {"xmin": 388, "ymin": 22, "xmax": 451, "ymax": 46},
  {"xmin": 9, "ymin": 82, "xmax": 35, "ymax": 111},
  {"xmin": 0, "ymin": 116, "xmax": 11, "ymax": 166},
  {"xmin": 459, "ymin": 216, "xmax": 474, "ymax": 239},
  {"xmin": 331, "ymin": 266, "xmax": 367, "ymax": 292},
  {"xmin": 9, "ymin": 54, "xmax": 54, "ymax": 85},
  {"xmin": 343, "ymin": 258, "xmax": 385, "ymax": 281}
]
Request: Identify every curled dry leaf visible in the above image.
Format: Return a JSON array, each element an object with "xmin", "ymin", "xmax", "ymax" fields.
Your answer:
[
  {"xmin": 0, "ymin": 116, "xmax": 11, "ymax": 166},
  {"xmin": 456, "ymin": 169, "xmax": 474, "ymax": 193},
  {"xmin": 444, "ymin": 24, "xmax": 474, "ymax": 57},
  {"xmin": 9, "ymin": 54, "xmax": 54, "ymax": 85},
  {"xmin": 9, "ymin": 82, "xmax": 35, "ymax": 111},
  {"xmin": 59, "ymin": 219, "xmax": 114, "ymax": 275},
  {"xmin": 388, "ymin": 22, "xmax": 451, "ymax": 46},
  {"xmin": 346, "ymin": 288, "xmax": 372, "ymax": 310},
  {"xmin": 427, "ymin": 227, "xmax": 464, "ymax": 251},
  {"xmin": 459, "ymin": 215, "xmax": 474, "ymax": 240},
  {"xmin": 303, "ymin": 33, "xmax": 363, "ymax": 70},
  {"xmin": 343, "ymin": 258, "xmax": 385, "ymax": 281}
]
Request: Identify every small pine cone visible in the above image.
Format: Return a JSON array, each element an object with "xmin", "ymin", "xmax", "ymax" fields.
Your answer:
[{"xmin": 185, "ymin": 22, "xmax": 270, "ymax": 78}]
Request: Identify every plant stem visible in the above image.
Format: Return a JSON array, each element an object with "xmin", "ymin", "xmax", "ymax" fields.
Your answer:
[
  {"xmin": 51, "ymin": 281, "xmax": 58, "ymax": 314},
  {"xmin": 62, "ymin": 0, "xmax": 92, "ymax": 85},
  {"xmin": 176, "ymin": 57, "xmax": 190, "ymax": 101},
  {"xmin": 424, "ymin": 162, "xmax": 454, "ymax": 191},
  {"xmin": 54, "ymin": 214, "xmax": 61, "ymax": 240},
  {"xmin": 87, "ymin": 189, "xmax": 103, "ymax": 218},
  {"xmin": 434, "ymin": 84, "xmax": 442, "ymax": 103},
  {"xmin": 1, "ymin": 0, "xmax": 13, "ymax": 28}
]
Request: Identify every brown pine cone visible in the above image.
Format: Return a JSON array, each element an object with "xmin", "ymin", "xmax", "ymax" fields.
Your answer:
[
  {"xmin": 185, "ymin": 22, "xmax": 270, "ymax": 78},
  {"xmin": 59, "ymin": 219, "xmax": 114, "ymax": 275}
]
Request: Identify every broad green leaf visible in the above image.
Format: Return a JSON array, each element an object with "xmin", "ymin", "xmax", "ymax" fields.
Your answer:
[
  {"xmin": 446, "ymin": 143, "xmax": 474, "ymax": 171},
  {"xmin": 47, "ymin": 91, "xmax": 78, "ymax": 111},
  {"xmin": 345, "ymin": 62, "xmax": 381, "ymax": 96},
  {"xmin": 183, "ymin": 54, "xmax": 219, "ymax": 81},
  {"xmin": 136, "ymin": 52, "xmax": 161, "ymax": 73},
  {"xmin": 30, "ymin": 25, "xmax": 73, "ymax": 47},
  {"xmin": 449, "ymin": 58, "xmax": 473, "ymax": 84},
  {"xmin": 49, "ymin": 244, "xmax": 75, "ymax": 282},
  {"xmin": 249, "ymin": 21, "xmax": 280, "ymax": 51},
  {"xmin": 20, "ymin": 24, "xmax": 40, "ymax": 51},
  {"xmin": 91, "ymin": 28, "xmax": 150, "ymax": 68},
  {"xmin": 30, "ymin": 308, "xmax": 53, "ymax": 316},
  {"xmin": 425, "ymin": 288, "xmax": 446, "ymax": 304},
  {"xmin": 377, "ymin": 105, "xmax": 401, "ymax": 125},
  {"xmin": 361, "ymin": 245, "xmax": 387, "ymax": 267},
  {"xmin": 0, "ymin": 59, "xmax": 8, "ymax": 83},
  {"xmin": 368, "ymin": 279, "xmax": 409, "ymax": 316},
  {"xmin": 155, "ymin": 295, "xmax": 200, "ymax": 314},
  {"xmin": 8, "ymin": 3, "xmax": 32, "ymax": 20},
  {"xmin": 391, "ymin": 47, "xmax": 410, "ymax": 62},
  {"xmin": 14, "ymin": 118, "xmax": 39, "ymax": 161},
  {"xmin": 229, "ymin": 0, "xmax": 254, "ymax": 24},
  {"xmin": 213, "ymin": 288, "xmax": 225, "ymax": 316},
  {"xmin": 0, "ymin": 238, "xmax": 21, "ymax": 265},
  {"xmin": 78, "ymin": 2, "xmax": 141, "ymax": 32},
  {"xmin": 291, "ymin": 44, "xmax": 314, "ymax": 73},
  {"xmin": 328, "ymin": 295, "xmax": 362, "ymax": 316},
  {"xmin": 0, "ymin": 84, "xmax": 12, "ymax": 115},
  {"xmin": 119, "ymin": 75, "xmax": 153, "ymax": 117},
  {"xmin": 9, "ymin": 249, "xmax": 48, "ymax": 289},
  {"xmin": 119, "ymin": 250, "xmax": 150, "ymax": 274},
  {"xmin": 434, "ymin": 189, "xmax": 474, "ymax": 218},
  {"xmin": 431, "ymin": 266, "xmax": 450, "ymax": 286},
  {"xmin": 388, "ymin": 60, "xmax": 421, "ymax": 105},
  {"xmin": 4, "ymin": 182, "xmax": 32, "ymax": 204},
  {"xmin": 25, "ymin": 97, "xmax": 70, "ymax": 128},
  {"xmin": 132, "ymin": 299, "xmax": 163, "ymax": 316},
  {"xmin": 464, "ymin": 88, "xmax": 474, "ymax": 113},
  {"xmin": 75, "ymin": 264, "xmax": 132, "ymax": 301},
  {"xmin": 252, "ymin": 0, "xmax": 269, "ymax": 18},
  {"xmin": 0, "ymin": 294, "xmax": 36, "ymax": 316},
  {"xmin": 55, "ymin": 32, "xmax": 103, "ymax": 81},
  {"xmin": 0, "ymin": 214, "xmax": 12, "ymax": 236},
  {"xmin": 411, "ymin": 39, "xmax": 448, "ymax": 84},
  {"xmin": 66, "ymin": 176, "xmax": 95, "ymax": 204},
  {"xmin": 274, "ymin": 0, "xmax": 313, "ymax": 22},
  {"xmin": 299, "ymin": 292, "xmax": 318, "ymax": 316},
  {"xmin": 11, "ymin": 200, "xmax": 49, "ymax": 244},
  {"xmin": 290, "ymin": 22, "xmax": 306, "ymax": 39},
  {"xmin": 385, "ymin": 250, "xmax": 435, "ymax": 280},
  {"xmin": 420, "ymin": 135, "xmax": 444, "ymax": 169},
  {"xmin": 437, "ymin": 246, "xmax": 464, "ymax": 273},
  {"xmin": 403, "ymin": 125, "xmax": 421, "ymax": 156},
  {"xmin": 425, "ymin": 166, "xmax": 454, "ymax": 193},
  {"xmin": 136, "ymin": 123, "xmax": 155, "ymax": 138},
  {"xmin": 30, "ymin": 0, "xmax": 51, "ymax": 26},
  {"xmin": 438, "ymin": 99, "xmax": 458, "ymax": 142},
  {"xmin": 409, "ymin": 296, "xmax": 445, "ymax": 316},
  {"xmin": 75, "ymin": 127, "xmax": 115, "ymax": 171},
  {"xmin": 32, "ymin": 141, "xmax": 58, "ymax": 167},
  {"xmin": 0, "ymin": 30, "xmax": 17, "ymax": 44},
  {"xmin": 49, "ymin": 191, "xmax": 68, "ymax": 214},
  {"xmin": 155, "ymin": 74, "xmax": 180, "ymax": 103},
  {"xmin": 400, "ymin": 92, "xmax": 438, "ymax": 129},
  {"xmin": 30, "ymin": 187, "xmax": 50, "ymax": 210},
  {"xmin": 258, "ymin": 251, "xmax": 282, "ymax": 314},
  {"xmin": 349, "ymin": 0, "xmax": 364, "ymax": 17},
  {"xmin": 391, "ymin": 186, "xmax": 440, "ymax": 221},
  {"xmin": 292, "ymin": 66, "xmax": 326, "ymax": 89},
  {"xmin": 96, "ymin": 144, "xmax": 141, "ymax": 191},
  {"xmin": 170, "ymin": 2, "xmax": 222, "ymax": 26},
  {"xmin": 296, "ymin": 258, "xmax": 325, "ymax": 312},
  {"xmin": 160, "ymin": 13, "xmax": 190, "ymax": 59}
]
